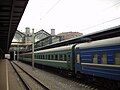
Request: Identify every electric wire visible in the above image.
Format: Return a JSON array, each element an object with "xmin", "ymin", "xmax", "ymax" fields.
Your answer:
[
  {"xmin": 103, "ymin": 1, "xmax": 120, "ymax": 11},
  {"xmin": 40, "ymin": 0, "xmax": 61, "ymax": 19},
  {"xmin": 81, "ymin": 16, "xmax": 120, "ymax": 31}
]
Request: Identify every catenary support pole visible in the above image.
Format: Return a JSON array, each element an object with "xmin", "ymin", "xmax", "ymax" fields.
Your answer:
[
  {"xmin": 14, "ymin": 51, "xmax": 16, "ymax": 60},
  {"xmin": 17, "ymin": 45, "xmax": 19, "ymax": 61},
  {"xmin": 32, "ymin": 28, "xmax": 35, "ymax": 69}
]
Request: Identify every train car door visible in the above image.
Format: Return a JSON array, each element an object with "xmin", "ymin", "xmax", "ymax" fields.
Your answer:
[{"xmin": 75, "ymin": 49, "xmax": 82, "ymax": 73}]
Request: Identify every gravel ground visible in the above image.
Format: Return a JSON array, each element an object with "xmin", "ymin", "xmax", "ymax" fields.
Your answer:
[{"xmin": 13, "ymin": 61, "xmax": 93, "ymax": 90}]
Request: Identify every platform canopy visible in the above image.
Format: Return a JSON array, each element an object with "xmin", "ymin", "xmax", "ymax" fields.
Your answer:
[{"xmin": 0, "ymin": 0, "xmax": 29, "ymax": 53}]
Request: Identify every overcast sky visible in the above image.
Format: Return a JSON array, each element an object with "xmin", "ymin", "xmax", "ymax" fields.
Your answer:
[{"xmin": 17, "ymin": 0, "xmax": 120, "ymax": 35}]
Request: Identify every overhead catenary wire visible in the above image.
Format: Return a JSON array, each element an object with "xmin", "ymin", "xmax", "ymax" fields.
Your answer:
[
  {"xmin": 40, "ymin": 0, "xmax": 120, "ymax": 31},
  {"xmin": 101, "ymin": 1, "xmax": 120, "ymax": 12},
  {"xmin": 93, "ymin": 1, "xmax": 120, "ymax": 28},
  {"xmin": 81, "ymin": 16, "xmax": 120, "ymax": 31},
  {"xmin": 40, "ymin": 0, "xmax": 61, "ymax": 19}
]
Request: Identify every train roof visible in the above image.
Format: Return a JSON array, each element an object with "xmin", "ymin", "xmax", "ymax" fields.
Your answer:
[
  {"xmin": 75, "ymin": 36, "xmax": 120, "ymax": 49},
  {"xmin": 35, "ymin": 44, "xmax": 74, "ymax": 53}
]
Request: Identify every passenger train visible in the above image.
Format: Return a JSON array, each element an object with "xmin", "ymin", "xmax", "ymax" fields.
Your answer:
[{"xmin": 19, "ymin": 37, "xmax": 120, "ymax": 81}]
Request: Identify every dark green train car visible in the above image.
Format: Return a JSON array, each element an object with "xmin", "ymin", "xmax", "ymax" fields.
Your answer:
[
  {"xmin": 19, "ymin": 52, "xmax": 32, "ymax": 62},
  {"xmin": 20, "ymin": 44, "xmax": 76, "ymax": 71},
  {"xmin": 34, "ymin": 44, "xmax": 75, "ymax": 71}
]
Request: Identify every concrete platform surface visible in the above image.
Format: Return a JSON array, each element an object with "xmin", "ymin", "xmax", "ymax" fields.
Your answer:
[
  {"xmin": 0, "ymin": 59, "xmax": 8, "ymax": 90},
  {"xmin": 0, "ymin": 60, "xmax": 25, "ymax": 90}
]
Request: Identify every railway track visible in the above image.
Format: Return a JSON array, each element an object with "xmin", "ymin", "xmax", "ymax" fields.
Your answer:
[
  {"xmin": 13, "ymin": 61, "xmax": 95, "ymax": 90},
  {"xmin": 10, "ymin": 61, "xmax": 49, "ymax": 90},
  {"xmin": 12, "ymin": 61, "xmax": 120, "ymax": 90},
  {"xmin": 35, "ymin": 63, "xmax": 118, "ymax": 90}
]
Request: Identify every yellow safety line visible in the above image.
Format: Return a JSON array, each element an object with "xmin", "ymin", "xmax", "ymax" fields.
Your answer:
[{"xmin": 6, "ymin": 59, "xmax": 9, "ymax": 90}]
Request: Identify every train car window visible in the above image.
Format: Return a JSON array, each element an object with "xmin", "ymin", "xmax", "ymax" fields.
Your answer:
[
  {"xmin": 55, "ymin": 54, "xmax": 58, "ymax": 60},
  {"xmin": 41, "ymin": 55, "xmax": 43, "ymax": 59},
  {"xmin": 45, "ymin": 55, "xmax": 47, "ymax": 59},
  {"xmin": 49, "ymin": 54, "xmax": 51, "ymax": 60},
  {"xmin": 101, "ymin": 52, "xmax": 107, "ymax": 64},
  {"xmin": 40, "ymin": 55, "xmax": 42, "ymax": 59},
  {"xmin": 67, "ymin": 54, "xmax": 70, "ymax": 61},
  {"xmin": 34, "ymin": 54, "xmax": 36, "ymax": 59},
  {"xmin": 38, "ymin": 54, "xmax": 39, "ymax": 59},
  {"xmin": 35, "ymin": 54, "xmax": 36, "ymax": 59},
  {"xmin": 40, "ymin": 54, "xmax": 42, "ymax": 59},
  {"xmin": 93, "ymin": 53, "xmax": 98, "ymax": 64},
  {"xmin": 35, "ymin": 54, "xmax": 36, "ymax": 58},
  {"xmin": 38, "ymin": 54, "xmax": 40, "ymax": 59},
  {"xmin": 64, "ymin": 54, "xmax": 67, "ymax": 61},
  {"xmin": 43, "ymin": 55, "xmax": 44, "ymax": 59},
  {"xmin": 51, "ymin": 55, "xmax": 54, "ymax": 60},
  {"xmin": 115, "ymin": 52, "xmax": 120, "ymax": 65},
  {"xmin": 48, "ymin": 55, "xmax": 50, "ymax": 60},
  {"xmin": 59, "ymin": 54, "xmax": 63, "ymax": 60},
  {"xmin": 36, "ymin": 54, "xmax": 38, "ymax": 59},
  {"xmin": 39, "ymin": 55, "xmax": 41, "ymax": 59},
  {"xmin": 76, "ymin": 54, "xmax": 80, "ymax": 63}
]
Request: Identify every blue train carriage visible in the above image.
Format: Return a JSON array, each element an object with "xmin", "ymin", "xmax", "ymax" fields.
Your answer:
[
  {"xmin": 75, "ymin": 37, "xmax": 120, "ymax": 80},
  {"xmin": 34, "ymin": 44, "xmax": 75, "ymax": 71}
]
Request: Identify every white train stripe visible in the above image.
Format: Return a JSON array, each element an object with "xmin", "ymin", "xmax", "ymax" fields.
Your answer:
[{"xmin": 81, "ymin": 63, "xmax": 120, "ymax": 68}]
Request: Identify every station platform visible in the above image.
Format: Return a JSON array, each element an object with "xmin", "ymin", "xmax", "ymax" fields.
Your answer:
[
  {"xmin": 0, "ymin": 59, "xmax": 8, "ymax": 90},
  {"xmin": 0, "ymin": 59, "xmax": 24, "ymax": 90}
]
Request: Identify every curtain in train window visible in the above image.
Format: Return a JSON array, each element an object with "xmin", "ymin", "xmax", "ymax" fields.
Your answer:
[
  {"xmin": 93, "ymin": 53, "xmax": 98, "ymax": 64},
  {"xmin": 76, "ymin": 54, "xmax": 80, "ymax": 63},
  {"xmin": 115, "ymin": 52, "xmax": 120, "ymax": 65},
  {"xmin": 101, "ymin": 52, "xmax": 107, "ymax": 64}
]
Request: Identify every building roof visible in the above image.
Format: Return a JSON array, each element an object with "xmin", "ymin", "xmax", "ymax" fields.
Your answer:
[{"xmin": 57, "ymin": 32, "xmax": 83, "ymax": 40}]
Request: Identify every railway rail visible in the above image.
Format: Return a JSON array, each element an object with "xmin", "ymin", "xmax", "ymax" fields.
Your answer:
[
  {"xmin": 9, "ymin": 60, "xmax": 120, "ymax": 90},
  {"xmin": 32, "ymin": 62, "xmax": 120, "ymax": 90},
  {"xmin": 38, "ymin": 64, "xmax": 120, "ymax": 90},
  {"xmin": 13, "ymin": 61, "xmax": 96, "ymax": 90},
  {"xmin": 10, "ymin": 61, "xmax": 49, "ymax": 90}
]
